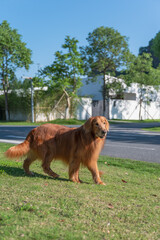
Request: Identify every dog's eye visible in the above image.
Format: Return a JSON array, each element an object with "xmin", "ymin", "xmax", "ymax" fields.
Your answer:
[
  {"xmin": 103, "ymin": 122, "xmax": 106, "ymax": 125},
  {"xmin": 95, "ymin": 123, "xmax": 99, "ymax": 126}
]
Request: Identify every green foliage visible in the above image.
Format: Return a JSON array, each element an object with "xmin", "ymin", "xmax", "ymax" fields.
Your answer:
[
  {"xmin": 152, "ymin": 31, "xmax": 160, "ymax": 60},
  {"xmin": 0, "ymin": 20, "xmax": 32, "ymax": 120},
  {"xmin": 80, "ymin": 26, "xmax": 131, "ymax": 76},
  {"xmin": 0, "ymin": 78, "xmax": 31, "ymax": 120},
  {"xmin": 8, "ymin": 91, "xmax": 30, "ymax": 114},
  {"xmin": 80, "ymin": 26, "xmax": 132, "ymax": 116},
  {"xmin": 0, "ymin": 20, "xmax": 32, "ymax": 77},
  {"xmin": 32, "ymin": 76, "xmax": 45, "ymax": 88},
  {"xmin": 41, "ymin": 36, "xmax": 84, "ymax": 118},
  {"xmin": 42, "ymin": 50, "xmax": 69, "ymax": 91},
  {"xmin": 142, "ymin": 127, "xmax": 160, "ymax": 132},
  {"xmin": 125, "ymin": 53, "xmax": 160, "ymax": 86},
  {"xmin": 124, "ymin": 53, "xmax": 160, "ymax": 119},
  {"xmin": 0, "ymin": 118, "xmax": 86, "ymax": 125},
  {"xmin": 0, "ymin": 79, "xmax": 30, "ymax": 118},
  {"xmin": 42, "ymin": 36, "xmax": 84, "ymax": 96},
  {"xmin": 139, "ymin": 39, "xmax": 160, "ymax": 68}
]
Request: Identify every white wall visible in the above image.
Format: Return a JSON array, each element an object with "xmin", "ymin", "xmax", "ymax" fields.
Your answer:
[
  {"xmin": 79, "ymin": 75, "xmax": 160, "ymax": 120},
  {"xmin": 110, "ymin": 99, "xmax": 160, "ymax": 120},
  {"xmin": 76, "ymin": 98, "xmax": 92, "ymax": 120},
  {"xmin": 35, "ymin": 97, "xmax": 92, "ymax": 122}
]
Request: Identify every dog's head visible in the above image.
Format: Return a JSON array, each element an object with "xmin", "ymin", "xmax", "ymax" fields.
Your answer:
[{"xmin": 83, "ymin": 116, "xmax": 109, "ymax": 139}]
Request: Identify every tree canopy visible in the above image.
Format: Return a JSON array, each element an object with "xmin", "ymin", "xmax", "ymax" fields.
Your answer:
[
  {"xmin": 125, "ymin": 53, "xmax": 159, "ymax": 86},
  {"xmin": 41, "ymin": 36, "xmax": 84, "ymax": 118},
  {"xmin": 139, "ymin": 39, "xmax": 160, "ymax": 68},
  {"xmin": 0, "ymin": 20, "xmax": 32, "ymax": 120},
  {"xmin": 152, "ymin": 31, "xmax": 160, "ymax": 60},
  {"xmin": 124, "ymin": 52, "xmax": 160, "ymax": 119},
  {"xmin": 80, "ymin": 26, "xmax": 131, "ymax": 117}
]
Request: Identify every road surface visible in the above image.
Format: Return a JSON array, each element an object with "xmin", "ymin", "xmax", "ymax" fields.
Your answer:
[
  {"xmin": 102, "ymin": 122, "xmax": 160, "ymax": 163},
  {"xmin": 0, "ymin": 122, "xmax": 160, "ymax": 163}
]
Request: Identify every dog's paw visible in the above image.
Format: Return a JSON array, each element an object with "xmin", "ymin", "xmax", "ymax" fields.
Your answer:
[
  {"xmin": 52, "ymin": 173, "xmax": 59, "ymax": 179},
  {"xmin": 99, "ymin": 181, "xmax": 106, "ymax": 186},
  {"xmin": 25, "ymin": 171, "xmax": 35, "ymax": 176}
]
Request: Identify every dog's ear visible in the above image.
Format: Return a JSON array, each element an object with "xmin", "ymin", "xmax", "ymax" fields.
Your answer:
[
  {"xmin": 83, "ymin": 117, "xmax": 94, "ymax": 133},
  {"xmin": 105, "ymin": 118, "xmax": 110, "ymax": 131}
]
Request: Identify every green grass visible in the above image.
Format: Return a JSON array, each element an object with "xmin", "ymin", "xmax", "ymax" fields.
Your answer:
[
  {"xmin": 142, "ymin": 127, "xmax": 160, "ymax": 132},
  {"xmin": 0, "ymin": 143, "xmax": 160, "ymax": 240},
  {"xmin": 1, "ymin": 118, "xmax": 160, "ymax": 126},
  {"xmin": 110, "ymin": 119, "xmax": 160, "ymax": 123},
  {"xmin": 0, "ymin": 118, "xmax": 85, "ymax": 126}
]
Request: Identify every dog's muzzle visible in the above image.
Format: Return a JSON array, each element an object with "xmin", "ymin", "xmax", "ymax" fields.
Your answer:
[{"xmin": 99, "ymin": 130, "xmax": 107, "ymax": 138}]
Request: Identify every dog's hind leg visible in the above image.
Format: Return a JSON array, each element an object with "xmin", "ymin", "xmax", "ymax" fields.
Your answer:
[
  {"xmin": 23, "ymin": 155, "xmax": 36, "ymax": 176},
  {"xmin": 42, "ymin": 154, "xmax": 59, "ymax": 178}
]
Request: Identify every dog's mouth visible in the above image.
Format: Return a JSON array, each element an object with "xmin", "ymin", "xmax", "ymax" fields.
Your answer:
[
  {"xmin": 96, "ymin": 131, "xmax": 107, "ymax": 139},
  {"xmin": 99, "ymin": 134, "xmax": 106, "ymax": 139}
]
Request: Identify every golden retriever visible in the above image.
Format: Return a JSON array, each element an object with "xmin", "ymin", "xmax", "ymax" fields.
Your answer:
[{"xmin": 5, "ymin": 116, "xmax": 109, "ymax": 185}]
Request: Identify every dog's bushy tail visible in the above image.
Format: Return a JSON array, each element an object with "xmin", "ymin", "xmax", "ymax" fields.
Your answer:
[
  {"xmin": 5, "ymin": 140, "xmax": 30, "ymax": 158},
  {"xmin": 5, "ymin": 130, "xmax": 34, "ymax": 159}
]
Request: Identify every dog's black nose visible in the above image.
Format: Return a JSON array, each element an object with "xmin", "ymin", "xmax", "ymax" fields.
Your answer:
[{"xmin": 102, "ymin": 130, "xmax": 107, "ymax": 135}]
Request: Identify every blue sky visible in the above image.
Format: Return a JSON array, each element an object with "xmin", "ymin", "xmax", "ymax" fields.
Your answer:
[{"xmin": 1, "ymin": 0, "xmax": 160, "ymax": 78}]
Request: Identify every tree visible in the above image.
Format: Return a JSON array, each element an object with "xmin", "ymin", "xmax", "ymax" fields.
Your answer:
[
  {"xmin": 41, "ymin": 36, "xmax": 84, "ymax": 118},
  {"xmin": 0, "ymin": 20, "xmax": 32, "ymax": 121},
  {"xmin": 152, "ymin": 31, "xmax": 160, "ymax": 60},
  {"xmin": 124, "ymin": 53, "xmax": 160, "ymax": 120},
  {"xmin": 80, "ymin": 26, "xmax": 131, "ymax": 117},
  {"xmin": 139, "ymin": 39, "xmax": 160, "ymax": 68},
  {"xmin": 62, "ymin": 36, "xmax": 84, "ymax": 94}
]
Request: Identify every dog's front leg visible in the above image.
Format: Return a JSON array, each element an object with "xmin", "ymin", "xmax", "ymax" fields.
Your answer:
[
  {"xmin": 69, "ymin": 160, "xmax": 82, "ymax": 183},
  {"xmin": 87, "ymin": 161, "xmax": 105, "ymax": 185}
]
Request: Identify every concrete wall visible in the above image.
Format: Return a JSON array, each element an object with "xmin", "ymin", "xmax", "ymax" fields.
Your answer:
[
  {"xmin": 110, "ymin": 99, "xmax": 160, "ymax": 120},
  {"xmin": 80, "ymin": 75, "xmax": 160, "ymax": 120},
  {"xmin": 76, "ymin": 98, "xmax": 92, "ymax": 120},
  {"xmin": 92, "ymin": 99, "xmax": 160, "ymax": 120},
  {"xmin": 10, "ymin": 97, "xmax": 92, "ymax": 122}
]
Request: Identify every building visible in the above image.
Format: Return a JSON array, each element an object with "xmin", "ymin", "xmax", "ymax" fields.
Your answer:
[
  {"xmin": 0, "ymin": 88, "xmax": 92, "ymax": 121},
  {"xmin": 1, "ymin": 75, "xmax": 160, "ymax": 121},
  {"xmin": 79, "ymin": 75, "xmax": 160, "ymax": 120}
]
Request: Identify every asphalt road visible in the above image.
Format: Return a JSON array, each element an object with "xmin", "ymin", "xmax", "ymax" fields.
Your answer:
[
  {"xmin": 102, "ymin": 122, "xmax": 160, "ymax": 163},
  {"xmin": 0, "ymin": 122, "xmax": 160, "ymax": 164}
]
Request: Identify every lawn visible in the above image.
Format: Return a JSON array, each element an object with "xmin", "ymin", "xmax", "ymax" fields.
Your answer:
[
  {"xmin": 0, "ymin": 119, "xmax": 85, "ymax": 126},
  {"xmin": 142, "ymin": 127, "xmax": 160, "ymax": 132},
  {"xmin": 0, "ymin": 143, "xmax": 160, "ymax": 240},
  {"xmin": 110, "ymin": 119, "xmax": 160, "ymax": 123}
]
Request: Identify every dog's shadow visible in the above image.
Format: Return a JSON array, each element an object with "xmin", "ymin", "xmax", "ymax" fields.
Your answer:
[{"xmin": 0, "ymin": 165, "xmax": 70, "ymax": 182}]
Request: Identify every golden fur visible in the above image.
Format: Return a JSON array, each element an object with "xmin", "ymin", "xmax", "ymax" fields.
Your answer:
[{"xmin": 5, "ymin": 116, "xmax": 109, "ymax": 185}]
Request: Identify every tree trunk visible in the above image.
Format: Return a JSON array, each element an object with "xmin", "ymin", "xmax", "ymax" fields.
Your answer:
[
  {"xmin": 65, "ymin": 97, "xmax": 71, "ymax": 119},
  {"xmin": 139, "ymin": 88, "xmax": 143, "ymax": 120},
  {"xmin": 2, "ymin": 70, "xmax": 9, "ymax": 121},
  {"xmin": 63, "ymin": 89, "xmax": 71, "ymax": 119},
  {"xmin": 4, "ymin": 90, "xmax": 9, "ymax": 121},
  {"xmin": 1, "ymin": 56, "xmax": 10, "ymax": 121},
  {"xmin": 103, "ymin": 73, "xmax": 106, "ymax": 116},
  {"xmin": 139, "ymin": 99, "xmax": 142, "ymax": 120},
  {"xmin": 103, "ymin": 74, "xmax": 110, "ymax": 119},
  {"xmin": 106, "ymin": 97, "xmax": 110, "ymax": 120}
]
